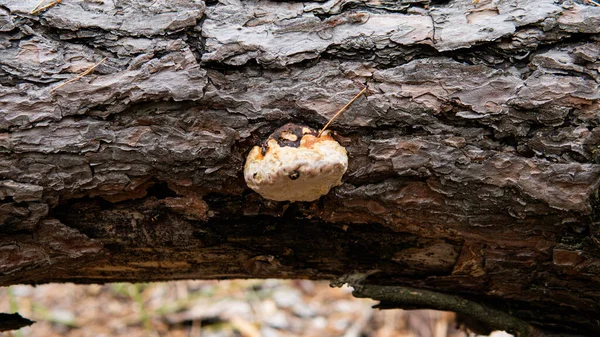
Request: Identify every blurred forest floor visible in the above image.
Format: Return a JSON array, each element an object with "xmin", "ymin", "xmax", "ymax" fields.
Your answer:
[{"xmin": 0, "ymin": 280, "xmax": 511, "ymax": 337}]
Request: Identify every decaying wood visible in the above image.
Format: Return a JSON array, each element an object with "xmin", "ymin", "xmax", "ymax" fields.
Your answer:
[
  {"xmin": 0, "ymin": 0, "xmax": 599, "ymax": 335},
  {"xmin": 0, "ymin": 313, "xmax": 34, "ymax": 332}
]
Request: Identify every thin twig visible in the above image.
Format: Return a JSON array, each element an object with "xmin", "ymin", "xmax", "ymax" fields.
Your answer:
[
  {"xmin": 31, "ymin": 0, "xmax": 62, "ymax": 15},
  {"xmin": 587, "ymin": 0, "xmax": 600, "ymax": 6},
  {"xmin": 318, "ymin": 86, "xmax": 367, "ymax": 138},
  {"xmin": 352, "ymin": 285, "xmax": 538, "ymax": 337},
  {"xmin": 49, "ymin": 57, "xmax": 107, "ymax": 93},
  {"xmin": 30, "ymin": 0, "xmax": 47, "ymax": 14}
]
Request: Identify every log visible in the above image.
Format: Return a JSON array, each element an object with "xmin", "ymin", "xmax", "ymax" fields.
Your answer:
[{"xmin": 1, "ymin": 0, "xmax": 599, "ymax": 335}]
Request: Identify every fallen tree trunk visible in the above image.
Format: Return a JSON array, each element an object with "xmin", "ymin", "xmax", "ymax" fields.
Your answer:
[{"xmin": 1, "ymin": 0, "xmax": 600, "ymax": 335}]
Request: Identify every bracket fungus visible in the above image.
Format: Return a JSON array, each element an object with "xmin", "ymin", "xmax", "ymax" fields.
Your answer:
[
  {"xmin": 244, "ymin": 86, "xmax": 366, "ymax": 202},
  {"xmin": 244, "ymin": 123, "xmax": 348, "ymax": 202}
]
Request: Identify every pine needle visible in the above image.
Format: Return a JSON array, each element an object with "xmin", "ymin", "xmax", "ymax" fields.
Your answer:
[
  {"xmin": 31, "ymin": 0, "xmax": 62, "ymax": 15},
  {"xmin": 49, "ymin": 57, "xmax": 107, "ymax": 94},
  {"xmin": 30, "ymin": 0, "xmax": 47, "ymax": 14},
  {"xmin": 318, "ymin": 86, "xmax": 367, "ymax": 138}
]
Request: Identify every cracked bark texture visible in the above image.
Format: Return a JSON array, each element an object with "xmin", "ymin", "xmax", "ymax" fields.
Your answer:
[{"xmin": 1, "ymin": 0, "xmax": 600, "ymax": 335}]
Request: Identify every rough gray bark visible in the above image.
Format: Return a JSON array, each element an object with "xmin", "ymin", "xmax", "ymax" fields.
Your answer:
[{"xmin": 1, "ymin": 0, "xmax": 600, "ymax": 335}]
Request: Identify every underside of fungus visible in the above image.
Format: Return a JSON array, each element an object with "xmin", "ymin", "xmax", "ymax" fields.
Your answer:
[{"xmin": 244, "ymin": 123, "xmax": 348, "ymax": 202}]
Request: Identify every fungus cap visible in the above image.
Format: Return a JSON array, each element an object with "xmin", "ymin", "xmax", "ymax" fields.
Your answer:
[{"xmin": 244, "ymin": 123, "xmax": 348, "ymax": 202}]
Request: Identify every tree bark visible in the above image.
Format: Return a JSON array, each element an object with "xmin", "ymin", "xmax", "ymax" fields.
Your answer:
[{"xmin": 1, "ymin": 0, "xmax": 600, "ymax": 335}]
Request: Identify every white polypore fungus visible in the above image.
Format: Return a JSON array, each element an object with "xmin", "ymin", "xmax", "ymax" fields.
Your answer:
[{"xmin": 244, "ymin": 123, "xmax": 348, "ymax": 202}]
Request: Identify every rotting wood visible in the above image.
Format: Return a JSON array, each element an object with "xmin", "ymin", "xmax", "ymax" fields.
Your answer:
[{"xmin": 0, "ymin": 0, "xmax": 600, "ymax": 335}]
